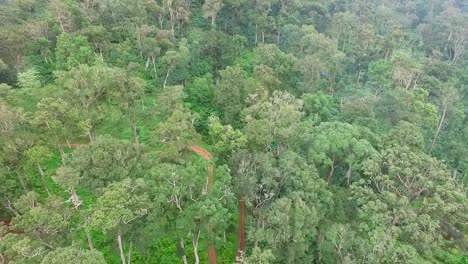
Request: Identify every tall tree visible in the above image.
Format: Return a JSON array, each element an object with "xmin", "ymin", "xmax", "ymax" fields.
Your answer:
[
  {"xmin": 63, "ymin": 136, "xmax": 146, "ymax": 192},
  {"xmin": 87, "ymin": 178, "xmax": 150, "ymax": 264}
]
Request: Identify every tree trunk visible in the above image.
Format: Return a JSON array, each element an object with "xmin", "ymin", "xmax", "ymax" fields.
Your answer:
[
  {"xmin": 215, "ymin": 66, "xmax": 220, "ymax": 86},
  {"xmin": 99, "ymin": 48, "xmax": 104, "ymax": 61},
  {"xmin": 328, "ymin": 155, "xmax": 335, "ymax": 184},
  {"xmin": 163, "ymin": 68, "xmax": 172, "ymax": 89},
  {"xmin": 253, "ymin": 215, "xmax": 260, "ymax": 249},
  {"xmin": 171, "ymin": 20, "xmax": 175, "ymax": 39},
  {"xmin": 145, "ymin": 57, "xmax": 151, "ymax": 70},
  {"xmin": 117, "ymin": 233, "xmax": 127, "ymax": 264},
  {"xmin": 211, "ymin": 16, "xmax": 216, "ymax": 30},
  {"xmin": 37, "ymin": 164, "xmax": 50, "ymax": 195},
  {"xmin": 179, "ymin": 239, "xmax": 188, "ymax": 264},
  {"xmin": 130, "ymin": 114, "xmax": 139, "ymax": 145},
  {"xmin": 262, "ymin": 30, "xmax": 265, "ymax": 44},
  {"xmin": 5, "ymin": 199, "xmax": 20, "ymax": 217},
  {"xmin": 88, "ymin": 128, "xmax": 95, "ymax": 142},
  {"xmin": 346, "ymin": 163, "xmax": 352, "ymax": 186},
  {"xmin": 86, "ymin": 230, "xmax": 94, "ymax": 250},
  {"xmin": 57, "ymin": 144, "xmax": 66, "ymax": 162},
  {"xmin": 152, "ymin": 56, "xmax": 157, "ymax": 79},
  {"xmin": 16, "ymin": 172, "xmax": 28, "ymax": 194},
  {"xmin": 355, "ymin": 67, "xmax": 361, "ymax": 93},
  {"xmin": 430, "ymin": 103, "xmax": 447, "ymax": 154},
  {"xmin": 127, "ymin": 242, "xmax": 132, "ymax": 264},
  {"xmin": 69, "ymin": 187, "xmax": 83, "ymax": 209},
  {"xmin": 23, "ymin": 171, "xmax": 33, "ymax": 188},
  {"xmin": 193, "ymin": 230, "xmax": 200, "ymax": 264},
  {"xmin": 255, "ymin": 24, "xmax": 258, "ymax": 45}
]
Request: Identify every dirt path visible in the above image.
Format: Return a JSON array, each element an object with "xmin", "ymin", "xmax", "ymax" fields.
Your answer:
[
  {"xmin": 235, "ymin": 197, "xmax": 246, "ymax": 263},
  {"xmin": 190, "ymin": 145, "xmax": 213, "ymax": 161},
  {"xmin": 62, "ymin": 143, "xmax": 225, "ymax": 263},
  {"xmin": 190, "ymin": 145, "xmax": 218, "ymax": 264}
]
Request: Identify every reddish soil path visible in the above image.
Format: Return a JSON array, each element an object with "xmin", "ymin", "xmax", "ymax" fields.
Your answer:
[
  {"xmin": 62, "ymin": 143, "xmax": 236, "ymax": 263},
  {"xmin": 190, "ymin": 145, "xmax": 213, "ymax": 161},
  {"xmin": 235, "ymin": 197, "xmax": 246, "ymax": 263},
  {"xmin": 190, "ymin": 145, "xmax": 218, "ymax": 264}
]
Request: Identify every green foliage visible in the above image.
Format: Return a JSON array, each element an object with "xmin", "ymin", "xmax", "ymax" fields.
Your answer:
[
  {"xmin": 55, "ymin": 33, "xmax": 96, "ymax": 70},
  {"xmin": 208, "ymin": 115, "xmax": 247, "ymax": 159},
  {"xmin": 87, "ymin": 178, "xmax": 150, "ymax": 233},
  {"xmin": 1, "ymin": 1, "xmax": 468, "ymax": 263},
  {"xmin": 41, "ymin": 246, "xmax": 107, "ymax": 264},
  {"xmin": 17, "ymin": 68, "xmax": 41, "ymax": 89},
  {"xmin": 184, "ymin": 75, "xmax": 218, "ymax": 134},
  {"xmin": 64, "ymin": 135, "xmax": 146, "ymax": 192}
]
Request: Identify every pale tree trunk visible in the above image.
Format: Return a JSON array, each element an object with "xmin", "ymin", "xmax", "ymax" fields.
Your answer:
[
  {"xmin": 145, "ymin": 57, "xmax": 151, "ymax": 70},
  {"xmin": 152, "ymin": 56, "xmax": 157, "ymax": 79},
  {"xmin": 23, "ymin": 171, "xmax": 33, "ymax": 188},
  {"xmin": 346, "ymin": 163, "xmax": 352, "ymax": 187},
  {"xmin": 328, "ymin": 155, "xmax": 336, "ymax": 184},
  {"xmin": 355, "ymin": 66, "xmax": 361, "ymax": 93},
  {"xmin": 215, "ymin": 66, "xmax": 220, "ymax": 86},
  {"xmin": 171, "ymin": 21, "xmax": 175, "ymax": 39},
  {"xmin": 99, "ymin": 48, "xmax": 104, "ymax": 61},
  {"xmin": 211, "ymin": 16, "xmax": 216, "ymax": 30},
  {"xmin": 88, "ymin": 129, "xmax": 94, "ymax": 142},
  {"xmin": 180, "ymin": 239, "xmax": 188, "ymax": 264},
  {"xmin": 57, "ymin": 144, "xmax": 66, "ymax": 162},
  {"xmin": 117, "ymin": 233, "xmax": 127, "ymax": 264},
  {"xmin": 255, "ymin": 24, "xmax": 258, "ymax": 45},
  {"xmin": 37, "ymin": 164, "xmax": 50, "ymax": 195},
  {"xmin": 16, "ymin": 172, "xmax": 28, "ymax": 194},
  {"xmin": 254, "ymin": 215, "xmax": 261, "ymax": 248},
  {"xmin": 163, "ymin": 68, "xmax": 172, "ymax": 89},
  {"xmin": 5, "ymin": 199, "xmax": 20, "ymax": 217},
  {"xmin": 193, "ymin": 230, "xmax": 200, "ymax": 264},
  {"xmin": 69, "ymin": 187, "xmax": 82, "ymax": 209},
  {"xmin": 130, "ymin": 113, "xmax": 139, "ymax": 145},
  {"xmin": 86, "ymin": 230, "xmax": 94, "ymax": 250},
  {"xmin": 430, "ymin": 103, "xmax": 447, "ymax": 154},
  {"xmin": 127, "ymin": 242, "xmax": 132, "ymax": 264}
]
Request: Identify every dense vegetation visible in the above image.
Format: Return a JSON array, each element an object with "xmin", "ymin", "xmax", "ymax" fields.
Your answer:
[{"xmin": 0, "ymin": 0, "xmax": 467, "ymax": 263}]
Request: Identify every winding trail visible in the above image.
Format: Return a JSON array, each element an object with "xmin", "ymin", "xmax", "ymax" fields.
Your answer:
[
  {"xmin": 190, "ymin": 145, "xmax": 218, "ymax": 264},
  {"xmin": 190, "ymin": 145, "xmax": 246, "ymax": 264},
  {"xmin": 64, "ymin": 143, "xmax": 245, "ymax": 263}
]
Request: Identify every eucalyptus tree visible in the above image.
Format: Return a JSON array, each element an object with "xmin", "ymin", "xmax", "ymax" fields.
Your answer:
[
  {"xmin": 41, "ymin": 246, "xmax": 107, "ymax": 264},
  {"xmin": 87, "ymin": 178, "xmax": 150, "ymax": 264},
  {"xmin": 62, "ymin": 135, "xmax": 146, "ymax": 193}
]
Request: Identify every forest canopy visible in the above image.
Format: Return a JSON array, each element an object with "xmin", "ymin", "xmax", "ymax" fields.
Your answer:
[{"xmin": 0, "ymin": 0, "xmax": 467, "ymax": 263}]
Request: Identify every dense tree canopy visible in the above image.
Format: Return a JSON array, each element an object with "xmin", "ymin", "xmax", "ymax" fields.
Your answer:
[{"xmin": 0, "ymin": 0, "xmax": 467, "ymax": 263}]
